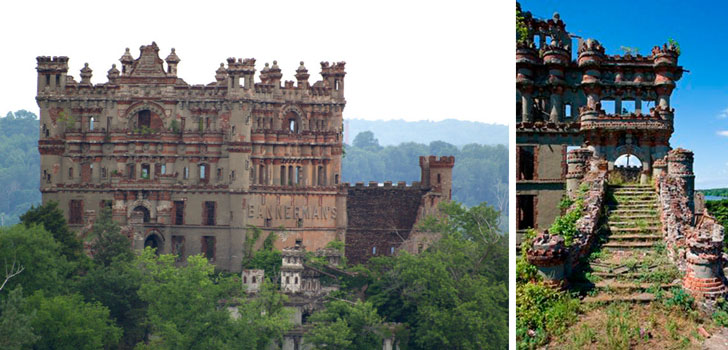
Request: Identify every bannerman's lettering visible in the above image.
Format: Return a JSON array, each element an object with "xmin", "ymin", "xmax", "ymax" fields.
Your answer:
[{"xmin": 247, "ymin": 204, "xmax": 337, "ymax": 220}]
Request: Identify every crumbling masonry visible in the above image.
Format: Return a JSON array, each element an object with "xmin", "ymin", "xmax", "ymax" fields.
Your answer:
[
  {"xmin": 519, "ymin": 5, "xmax": 728, "ymax": 303},
  {"xmin": 36, "ymin": 42, "xmax": 453, "ymax": 272}
]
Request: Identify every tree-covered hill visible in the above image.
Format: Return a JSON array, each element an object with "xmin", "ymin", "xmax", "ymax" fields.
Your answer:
[
  {"xmin": 0, "ymin": 110, "xmax": 40, "ymax": 226},
  {"xmin": 343, "ymin": 131, "xmax": 508, "ymax": 213},
  {"xmin": 344, "ymin": 118, "xmax": 508, "ymax": 146}
]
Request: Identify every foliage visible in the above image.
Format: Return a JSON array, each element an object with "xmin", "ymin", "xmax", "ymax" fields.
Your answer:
[
  {"xmin": 365, "ymin": 202, "xmax": 508, "ymax": 349},
  {"xmin": 516, "ymin": 282, "xmax": 580, "ymax": 349},
  {"xmin": 26, "ymin": 291, "xmax": 122, "ymax": 350},
  {"xmin": 169, "ymin": 119, "xmax": 180, "ymax": 133},
  {"xmin": 558, "ymin": 196, "xmax": 574, "ymax": 212},
  {"xmin": 90, "ymin": 206, "xmax": 134, "ymax": 267},
  {"xmin": 0, "ymin": 286, "xmax": 39, "ymax": 350},
  {"xmin": 352, "ymin": 130, "xmax": 382, "ymax": 151},
  {"xmin": 516, "ymin": 7, "xmax": 528, "ymax": 43},
  {"xmin": 700, "ymin": 188, "xmax": 728, "ymax": 198},
  {"xmin": 704, "ymin": 199, "xmax": 728, "ymax": 250},
  {"xmin": 0, "ymin": 111, "xmax": 41, "ymax": 226},
  {"xmin": 136, "ymin": 249, "xmax": 291, "ymax": 349},
  {"xmin": 516, "ymin": 255, "xmax": 539, "ymax": 284},
  {"xmin": 306, "ymin": 299, "xmax": 385, "ymax": 350},
  {"xmin": 712, "ymin": 297, "xmax": 728, "ymax": 327},
  {"xmin": 549, "ymin": 201, "xmax": 583, "ymax": 246},
  {"xmin": 669, "ymin": 38, "xmax": 681, "ymax": 56},
  {"xmin": 20, "ymin": 200, "xmax": 85, "ymax": 264},
  {"xmin": 57, "ymin": 110, "xmax": 77, "ymax": 128},
  {"xmin": 0, "ymin": 224, "xmax": 75, "ymax": 296},
  {"xmin": 242, "ymin": 227, "xmax": 282, "ymax": 282},
  {"xmin": 663, "ymin": 287, "xmax": 694, "ymax": 312}
]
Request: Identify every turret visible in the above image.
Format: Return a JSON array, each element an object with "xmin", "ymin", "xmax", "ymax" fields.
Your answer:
[
  {"xmin": 79, "ymin": 63, "xmax": 93, "ymax": 86},
  {"xmin": 165, "ymin": 48, "xmax": 180, "ymax": 76},
  {"xmin": 295, "ymin": 61, "xmax": 309, "ymax": 88},
  {"xmin": 36, "ymin": 56, "xmax": 69, "ymax": 93},
  {"xmin": 120, "ymin": 48, "xmax": 133, "ymax": 75},
  {"xmin": 419, "ymin": 155, "xmax": 455, "ymax": 199},
  {"xmin": 320, "ymin": 61, "xmax": 346, "ymax": 98}
]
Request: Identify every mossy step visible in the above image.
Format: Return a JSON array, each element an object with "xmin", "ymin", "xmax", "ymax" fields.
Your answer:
[
  {"xmin": 595, "ymin": 280, "xmax": 678, "ymax": 290},
  {"xmin": 610, "ymin": 209, "xmax": 657, "ymax": 213},
  {"xmin": 607, "ymin": 215, "xmax": 659, "ymax": 220},
  {"xmin": 606, "ymin": 234, "xmax": 662, "ymax": 241},
  {"xmin": 608, "ymin": 226, "xmax": 661, "ymax": 232},
  {"xmin": 602, "ymin": 241, "xmax": 658, "ymax": 249},
  {"xmin": 583, "ymin": 292, "xmax": 665, "ymax": 304}
]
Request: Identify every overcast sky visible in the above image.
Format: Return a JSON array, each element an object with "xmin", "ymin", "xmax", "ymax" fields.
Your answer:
[{"xmin": 1, "ymin": 1, "xmax": 511, "ymax": 125}]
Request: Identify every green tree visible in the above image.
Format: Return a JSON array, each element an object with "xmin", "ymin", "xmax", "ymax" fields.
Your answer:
[
  {"xmin": 0, "ymin": 110, "xmax": 41, "ymax": 226},
  {"xmin": 26, "ymin": 291, "xmax": 122, "ymax": 350},
  {"xmin": 306, "ymin": 299, "xmax": 385, "ymax": 350},
  {"xmin": 352, "ymin": 131, "xmax": 382, "ymax": 151},
  {"xmin": 242, "ymin": 227, "xmax": 282, "ymax": 282},
  {"xmin": 366, "ymin": 202, "xmax": 508, "ymax": 349},
  {"xmin": 20, "ymin": 201, "xmax": 85, "ymax": 264},
  {"xmin": 90, "ymin": 206, "xmax": 134, "ymax": 267},
  {"xmin": 136, "ymin": 249, "xmax": 290, "ymax": 349},
  {"xmin": 0, "ymin": 286, "xmax": 39, "ymax": 350},
  {"xmin": 0, "ymin": 224, "xmax": 75, "ymax": 296}
]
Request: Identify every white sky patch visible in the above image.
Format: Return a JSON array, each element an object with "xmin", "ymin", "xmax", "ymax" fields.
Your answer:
[
  {"xmin": 0, "ymin": 0, "xmax": 512, "ymax": 125},
  {"xmin": 717, "ymin": 131, "xmax": 728, "ymax": 137},
  {"xmin": 719, "ymin": 108, "xmax": 728, "ymax": 119}
]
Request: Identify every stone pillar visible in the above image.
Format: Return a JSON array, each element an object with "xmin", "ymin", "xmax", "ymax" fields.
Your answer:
[
  {"xmin": 521, "ymin": 90, "xmax": 533, "ymax": 123},
  {"xmin": 526, "ymin": 234, "xmax": 569, "ymax": 288},
  {"xmin": 615, "ymin": 95, "xmax": 623, "ymax": 115},
  {"xmin": 667, "ymin": 148, "xmax": 695, "ymax": 212},
  {"xmin": 684, "ymin": 225, "xmax": 728, "ymax": 302},
  {"xmin": 549, "ymin": 90, "xmax": 562, "ymax": 123},
  {"xmin": 566, "ymin": 148, "xmax": 592, "ymax": 198}
]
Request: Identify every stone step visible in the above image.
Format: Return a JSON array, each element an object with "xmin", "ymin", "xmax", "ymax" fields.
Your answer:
[
  {"xmin": 610, "ymin": 191, "xmax": 656, "ymax": 196},
  {"xmin": 608, "ymin": 204, "xmax": 659, "ymax": 210},
  {"xmin": 606, "ymin": 234, "xmax": 662, "ymax": 241},
  {"xmin": 583, "ymin": 292, "xmax": 662, "ymax": 304},
  {"xmin": 610, "ymin": 209, "xmax": 656, "ymax": 214},
  {"xmin": 602, "ymin": 241, "xmax": 658, "ymax": 249},
  {"xmin": 607, "ymin": 215, "xmax": 660, "ymax": 221},
  {"xmin": 595, "ymin": 280, "xmax": 678, "ymax": 291},
  {"xmin": 608, "ymin": 226, "xmax": 661, "ymax": 232},
  {"xmin": 609, "ymin": 185, "xmax": 652, "ymax": 188}
]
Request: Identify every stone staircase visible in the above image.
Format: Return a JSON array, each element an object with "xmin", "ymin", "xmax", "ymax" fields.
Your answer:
[{"xmin": 583, "ymin": 184, "xmax": 680, "ymax": 303}]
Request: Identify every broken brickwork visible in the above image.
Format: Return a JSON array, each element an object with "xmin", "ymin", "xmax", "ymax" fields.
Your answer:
[
  {"xmin": 344, "ymin": 156, "xmax": 454, "ymax": 265},
  {"xmin": 516, "ymin": 3, "xmax": 683, "ymax": 245}
]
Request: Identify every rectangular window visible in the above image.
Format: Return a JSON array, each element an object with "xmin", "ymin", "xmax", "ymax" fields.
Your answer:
[
  {"xmin": 69, "ymin": 199, "xmax": 83, "ymax": 225},
  {"xmin": 100, "ymin": 200, "xmax": 112, "ymax": 211},
  {"xmin": 217, "ymin": 168, "xmax": 222, "ymax": 179},
  {"xmin": 174, "ymin": 200, "xmax": 185, "ymax": 225},
  {"xmin": 201, "ymin": 236, "xmax": 216, "ymax": 261},
  {"xmin": 200, "ymin": 164, "xmax": 207, "ymax": 180},
  {"xmin": 518, "ymin": 146, "xmax": 535, "ymax": 180},
  {"xmin": 127, "ymin": 164, "xmax": 135, "ymax": 179},
  {"xmin": 172, "ymin": 235, "xmax": 185, "ymax": 261},
  {"xmin": 161, "ymin": 164, "xmax": 166, "ymax": 175},
  {"xmin": 141, "ymin": 164, "xmax": 150, "ymax": 179},
  {"xmin": 184, "ymin": 167, "xmax": 189, "ymax": 179},
  {"xmin": 203, "ymin": 201, "xmax": 216, "ymax": 226},
  {"xmin": 101, "ymin": 167, "xmax": 107, "ymax": 178},
  {"xmin": 68, "ymin": 167, "xmax": 74, "ymax": 179},
  {"xmin": 516, "ymin": 195, "xmax": 535, "ymax": 230}
]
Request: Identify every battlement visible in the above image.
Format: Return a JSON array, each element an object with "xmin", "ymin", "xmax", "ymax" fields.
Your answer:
[
  {"xmin": 419, "ymin": 155, "xmax": 455, "ymax": 168},
  {"xmin": 36, "ymin": 56, "xmax": 69, "ymax": 72},
  {"xmin": 344, "ymin": 181, "xmax": 422, "ymax": 189}
]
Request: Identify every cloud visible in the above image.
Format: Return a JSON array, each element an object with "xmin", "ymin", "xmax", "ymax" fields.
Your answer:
[
  {"xmin": 719, "ymin": 108, "xmax": 728, "ymax": 119},
  {"xmin": 717, "ymin": 131, "xmax": 728, "ymax": 137}
]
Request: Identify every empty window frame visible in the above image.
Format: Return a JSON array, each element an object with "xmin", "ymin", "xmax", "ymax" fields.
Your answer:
[
  {"xmin": 69, "ymin": 199, "xmax": 83, "ymax": 224},
  {"xmin": 518, "ymin": 146, "xmax": 535, "ymax": 180},
  {"xmin": 203, "ymin": 201, "xmax": 216, "ymax": 226},
  {"xmin": 174, "ymin": 200, "xmax": 185, "ymax": 225}
]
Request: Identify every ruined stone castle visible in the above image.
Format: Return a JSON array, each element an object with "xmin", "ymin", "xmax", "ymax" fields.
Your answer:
[
  {"xmin": 516, "ymin": 7, "xmax": 682, "ymax": 243},
  {"xmin": 36, "ymin": 42, "xmax": 452, "ymax": 271}
]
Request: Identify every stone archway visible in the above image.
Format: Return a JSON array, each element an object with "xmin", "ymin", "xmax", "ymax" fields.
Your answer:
[
  {"xmin": 613, "ymin": 153, "xmax": 644, "ymax": 183},
  {"xmin": 144, "ymin": 232, "xmax": 163, "ymax": 254}
]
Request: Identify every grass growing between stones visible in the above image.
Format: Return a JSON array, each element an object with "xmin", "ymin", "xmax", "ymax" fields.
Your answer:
[{"xmin": 552, "ymin": 302, "xmax": 713, "ymax": 350}]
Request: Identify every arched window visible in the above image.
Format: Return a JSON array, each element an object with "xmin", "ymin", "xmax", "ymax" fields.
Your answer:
[
  {"xmin": 286, "ymin": 276, "xmax": 290, "ymax": 284},
  {"xmin": 134, "ymin": 206, "xmax": 151, "ymax": 223},
  {"xmin": 289, "ymin": 118, "xmax": 297, "ymax": 133},
  {"xmin": 252, "ymin": 276, "xmax": 257, "ymax": 283},
  {"xmin": 88, "ymin": 117, "xmax": 94, "ymax": 131},
  {"xmin": 372, "ymin": 246, "xmax": 377, "ymax": 255},
  {"xmin": 243, "ymin": 276, "xmax": 247, "ymax": 283},
  {"xmin": 294, "ymin": 276, "xmax": 298, "ymax": 284}
]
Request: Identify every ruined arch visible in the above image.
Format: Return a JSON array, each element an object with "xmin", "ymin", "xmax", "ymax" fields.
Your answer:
[
  {"xmin": 124, "ymin": 102, "xmax": 167, "ymax": 131},
  {"xmin": 127, "ymin": 199, "xmax": 156, "ymax": 222},
  {"xmin": 144, "ymin": 231, "xmax": 164, "ymax": 254},
  {"xmin": 279, "ymin": 105, "xmax": 304, "ymax": 133}
]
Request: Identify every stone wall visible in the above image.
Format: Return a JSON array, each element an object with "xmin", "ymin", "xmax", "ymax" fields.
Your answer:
[
  {"xmin": 526, "ymin": 156, "xmax": 607, "ymax": 286},
  {"xmin": 655, "ymin": 148, "xmax": 728, "ymax": 303},
  {"xmin": 345, "ymin": 183, "xmax": 429, "ymax": 265}
]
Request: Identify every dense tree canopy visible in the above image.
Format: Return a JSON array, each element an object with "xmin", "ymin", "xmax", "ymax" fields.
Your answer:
[{"xmin": 0, "ymin": 110, "xmax": 40, "ymax": 226}]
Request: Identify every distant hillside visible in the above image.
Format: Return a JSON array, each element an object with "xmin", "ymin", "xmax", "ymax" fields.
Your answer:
[
  {"xmin": 344, "ymin": 119, "xmax": 508, "ymax": 146},
  {"xmin": 698, "ymin": 188, "xmax": 728, "ymax": 198}
]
